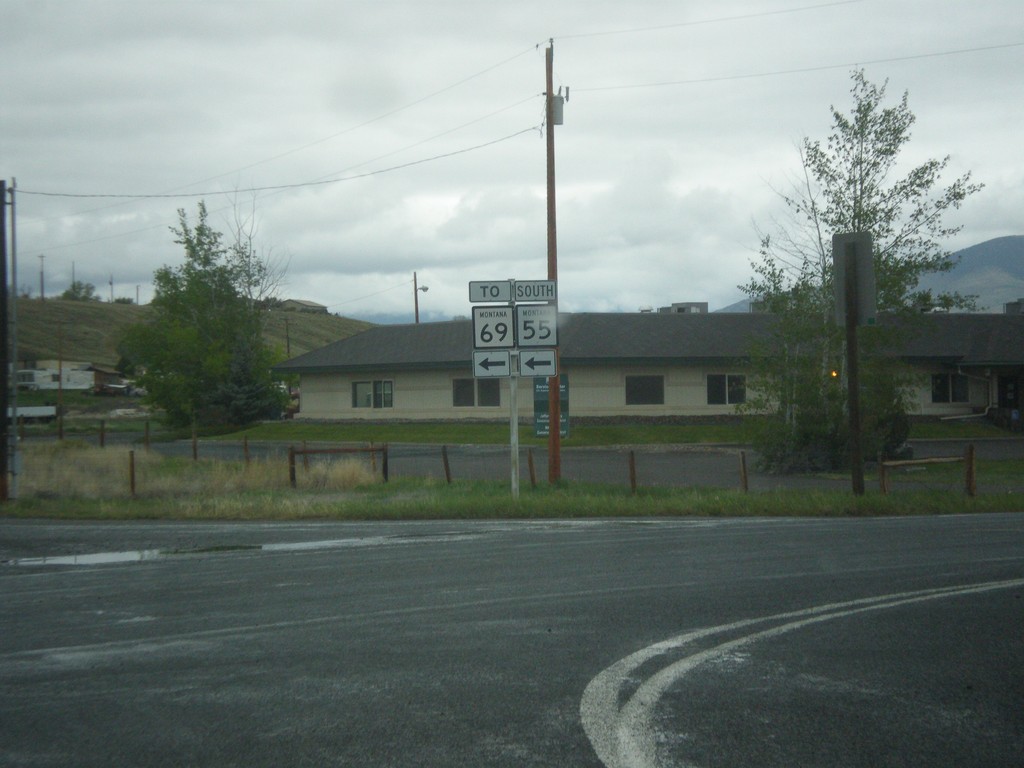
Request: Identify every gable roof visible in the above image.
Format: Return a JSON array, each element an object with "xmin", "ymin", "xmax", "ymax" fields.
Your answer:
[{"xmin": 273, "ymin": 312, "xmax": 1024, "ymax": 374}]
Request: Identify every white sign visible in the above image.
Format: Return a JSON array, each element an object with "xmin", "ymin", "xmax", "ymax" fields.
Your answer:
[
  {"xmin": 513, "ymin": 280, "xmax": 557, "ymax": 302},
  {"xmin": 519, "ymin": 349, "xmax": 557, "ymax": 377},
  {"xmin": 473, "ymin": 350, "xmax": 512, "ymax": 378},
  {"xmin": 472, "ymin": 305, "xmax": 515, "ymax": 349},
  {"xmin": 468, "ymin": 281, "xmax": 512, "ymax": 303},
  {"xmin": 515, "ymin": 304, "xmax": 558, "ymax": 347}
]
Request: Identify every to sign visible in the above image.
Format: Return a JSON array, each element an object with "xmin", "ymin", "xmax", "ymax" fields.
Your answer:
[
  {"xmin": 516, "ymin": 304, "xmax": 557, "ymax": 347},
  {"xmin": 469, "ymin": 281, "xmax": 512, "ymax": 303},
  {"xmin": 472, "ymin": 306, "xmax": 515, "ymax": 349}
]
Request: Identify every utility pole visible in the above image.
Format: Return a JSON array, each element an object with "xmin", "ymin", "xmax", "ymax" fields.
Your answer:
[
  {"xmin": 1, "ymin": 180, "xmax": 9, "ymax": 501},
  {"xmin": 545, "ymin": 39, "xmax": 562, "ymax": 484}
]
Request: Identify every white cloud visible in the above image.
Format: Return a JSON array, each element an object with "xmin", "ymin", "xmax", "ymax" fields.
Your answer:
[{"xmin": 3, "ymin": 0, "xmax": 1021, "ymax": 317}]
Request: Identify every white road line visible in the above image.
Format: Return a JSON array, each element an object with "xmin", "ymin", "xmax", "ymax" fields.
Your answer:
[{"xmin": 580, "ymin": 578, "xmax": 1024, "ymax": 768}]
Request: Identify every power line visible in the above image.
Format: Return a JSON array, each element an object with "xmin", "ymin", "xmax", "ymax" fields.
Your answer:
[
  {"xmin": 17, "ymin": 126, "xmax": 541, "ymax": 201},
  {"xmin": 554, "ymin": 0, "xmax": 865, "ymax": 40},
  {"xmin": 574, "ymin": 42, "xmax": 1024, "ymax": 93}
]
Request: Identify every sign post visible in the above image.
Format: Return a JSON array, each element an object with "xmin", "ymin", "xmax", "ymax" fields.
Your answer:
[
  {"xmin": 833, "ymin": 232, "xmax": 875, "ymax": 497},
  {"xmin": 469, "ymin": 279, "xmax": 559, "ymax": 497}
]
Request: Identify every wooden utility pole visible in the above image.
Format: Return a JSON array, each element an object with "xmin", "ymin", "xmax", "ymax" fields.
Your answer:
[
  {"xmin": 1, "ymin": 180, "xmax": 9, "ymax": 501},
  {"xmin": 545, "ymin": 40, "xmax": 562, "ymax": 483}
]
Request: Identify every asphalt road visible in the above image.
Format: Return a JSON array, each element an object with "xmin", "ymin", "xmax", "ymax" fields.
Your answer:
[{"xmin": 2, "ymin": 514, "xmax": 1023, "ymax": 767}]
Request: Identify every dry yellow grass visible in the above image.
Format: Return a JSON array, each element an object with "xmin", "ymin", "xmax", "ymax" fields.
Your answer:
[{"xmin": 19, "ymin": 442, "xmax": 381, "ymax": 499}]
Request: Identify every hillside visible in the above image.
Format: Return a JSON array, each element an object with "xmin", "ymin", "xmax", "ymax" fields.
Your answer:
[{"xmin": 13, "ymin": 298, "xmax": 372, "ymax": 368}]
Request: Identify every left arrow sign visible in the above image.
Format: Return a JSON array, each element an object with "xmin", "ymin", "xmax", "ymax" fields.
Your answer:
[{"xmin": 473, "ymin": 350, "xmax": 512, "ymax": 378}]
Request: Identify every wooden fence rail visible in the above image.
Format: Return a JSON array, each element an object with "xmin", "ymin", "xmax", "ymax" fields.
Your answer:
[{"xmin": 879, "ymin": 444, "xmax": 976, "ymax": 496}]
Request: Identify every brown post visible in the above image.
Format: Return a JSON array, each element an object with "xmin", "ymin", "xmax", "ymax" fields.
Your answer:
[
  {"xmin": 99, "ymin": 420, "xmax": 106, "ymax": 448},
  {"xmin": 880, "ymin": 461, "xmax": 889, "ymax": 495},
  {"xmin": 382, "ymin": 444, "xmax": 389, "ymax": 483},
  {"xmin": 302, "ymin": 440, "xmax": 309, "ymax": 471},
  {"xmin": 527, "ymin": 448, "xmax": 536, "ymax": 489},
  {"xmin": 243, "ymin": 435, "xmax": 250, "ymax": 464},
  {"xmin": 441, "ymin": 445, "xmax": 452, "ymax": 485},
  {"xmin": 191, "ymin": 421, "xmax": 198, "ymax": 461},
  {"xmin": 739, "ymin": 450, "xmax": 749, "ymax": 493},
  {"xmin": 288, "ymin": 446, "xmax": 297, "ymax": 488},
  {"xmin": 628, "ymin": 450, "xmax": 637, "ymax": 494},
  {"xmin": 965, "ymin": 443, "xmax": 977, "ymax": 497},
  {"xmin": 129, "ymin": 450, "xmax": 136, "ymax": 497}
]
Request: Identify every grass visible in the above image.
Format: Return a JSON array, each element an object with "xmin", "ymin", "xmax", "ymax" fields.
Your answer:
[{"xmin": 4, "ymin": 442, "xmax": 1022, "ymax": 521}]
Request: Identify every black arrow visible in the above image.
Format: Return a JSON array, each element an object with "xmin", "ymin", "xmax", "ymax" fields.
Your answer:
[
  {"xmin": 524, "ymin": 356, "xmax": 553, "ymax": 371},
  {"xmin": 479, "ymin": 357, "xmax": 508, "ymax": 371}
]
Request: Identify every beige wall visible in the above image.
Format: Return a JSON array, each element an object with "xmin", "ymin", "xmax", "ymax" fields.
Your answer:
[
  {"xmin": 296, "ymin": 364, "xmax": 998, "ymax": 421},
  {"xmin": 296, "ymin": 365, "xmax": 749, "ymax": 420}
]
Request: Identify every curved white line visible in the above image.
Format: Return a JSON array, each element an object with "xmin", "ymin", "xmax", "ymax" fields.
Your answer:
[{"xmin": 581, "ymin": 578, "xmax": 1024, "ymax": 768}]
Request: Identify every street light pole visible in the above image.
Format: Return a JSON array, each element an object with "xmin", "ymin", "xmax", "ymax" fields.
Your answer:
[{"xmin": 413, "ymin": 272, "xmax": 428, "ymax": 324}]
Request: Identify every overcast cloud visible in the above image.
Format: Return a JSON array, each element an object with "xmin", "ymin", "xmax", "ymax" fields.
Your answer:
[{"xmin": 3, "ymin": 0, "xmax": 1022, "ymax": 322}]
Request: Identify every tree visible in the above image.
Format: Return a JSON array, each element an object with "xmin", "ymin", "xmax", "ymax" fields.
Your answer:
[
  {"xmin": 120, "ymin": 202, "xmax": 285, "ymax": 428},
  {"xmin": 61, "ymin": 280, "xmax": 101, "ymax": 301},
  {"xmin": 742, "ymin": 70, "xmax": 982, "ymax": 471}
]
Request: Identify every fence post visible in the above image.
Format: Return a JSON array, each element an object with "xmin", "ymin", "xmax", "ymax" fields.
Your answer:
[
  {"xmin": 628, "ymin": 450, "xmax": 637, "ymax": 494},
  {"xmin": 129, "ymin": 450, "xmax": 136, "ymax": 497},
  {"xmin": 288, "ymin": 446, "xmax": 297, "ymax": 488},
  {"xmin": 370, "ymin": 442, "xmax": 377, "ymax": 472},
  {"xmin": 99, "ymin": 420, "xmax": 106, "ymax": 448},
  {"xmin": 965, "ymin": 443, "xmax": 977, "ymax": 497},
  {"xmin": 382, "ymin": 444, "xmax": 389, "ymax": 483},
  {"xmin": 302, "ymin": 440, "xmax": 309, "ymax": 470},
  {"xmin": 441, "ymin": 445, "xmax": 452, "ymax": 485},
  {"xmin": 739, "ymin": 450, "xmax": 749, "ymax": 493},
  {"xmin": 243, "ymin": 435, "xmax": 250, "ymax": 464},
  {"xmin": 191, "ymin": 422, "xmax": 198, "ymax": 461},
  {"xmin": 527, "ymin": 448, "xmax": 537, "ymax": 489}
]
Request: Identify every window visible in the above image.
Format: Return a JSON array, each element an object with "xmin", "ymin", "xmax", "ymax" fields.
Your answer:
[
  {"xmin": 707, "ymin": 374, "xmax": 746, "ymax": 405},
  {"xmin": 352, "ymin": 380, "xmax": 393, "ymax": 409},
  {"xmin": 625, "ymin": 375, "xmax": 664, "ymax": 405},
  {"xmin": 452, "ymin": 378, "xmax": 501, "ymax": 407},
  {"xmin": 931, "ymin": 373, "xmax": 969, "ymax": 404}
]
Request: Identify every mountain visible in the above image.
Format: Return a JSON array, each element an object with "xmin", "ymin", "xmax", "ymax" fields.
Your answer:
[
  {"xmin": 13, "ymin": 298, "xmax": 372, "ymax": 368},
  {"xmin": 714, "ymin": 236, "xmax": 1024, "ymax": 313},
  {"xmin": 917, "ymin": 235, "xmax": 1024, "ymax": 312}
]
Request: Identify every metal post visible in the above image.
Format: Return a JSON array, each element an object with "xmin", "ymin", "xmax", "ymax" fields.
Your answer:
[{"xmin": 510, "ymin": 352, "xmax": 520, "ymax": 499}]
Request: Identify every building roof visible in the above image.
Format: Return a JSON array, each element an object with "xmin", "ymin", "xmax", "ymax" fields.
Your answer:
[{"xmin": 273, "ymin": 312, "xmax": 1024, "ymax": 374}]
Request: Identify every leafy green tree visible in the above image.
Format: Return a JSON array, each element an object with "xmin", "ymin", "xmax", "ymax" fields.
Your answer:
[
  {"xmin": 61, "ymin": 280, "xmax": 101, "ymax": 301},
  {"xmin": 742, "ymin": 70, "xmax": 982, "ymax": 471},
  {"xmin": 120, "ymin": 202, "xmax": 285, "ymax": 428}
]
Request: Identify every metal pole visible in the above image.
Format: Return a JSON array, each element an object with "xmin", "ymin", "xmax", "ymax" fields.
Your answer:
[
  {"xmin": 545, "ymin": 41, "xmax": 562, "ymax": 484},
  {"xmin": 510, "ymin": 352, "xmax": 520, "ymax": 499}
]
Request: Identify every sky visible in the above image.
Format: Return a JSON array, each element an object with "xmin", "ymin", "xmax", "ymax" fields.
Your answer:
[{"xmin": 3, "ymin": 0, "xmax": 1022, "ymax": 323}]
